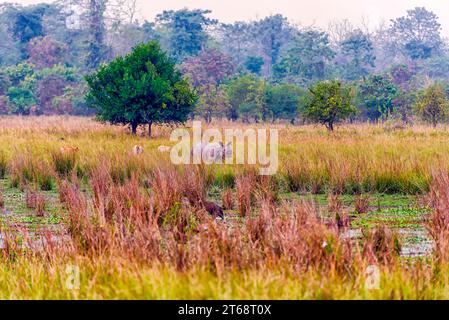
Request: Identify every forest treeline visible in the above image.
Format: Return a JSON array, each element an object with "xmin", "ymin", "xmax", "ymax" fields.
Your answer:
[{"xmin": 1, "ymin": 1, "xmax": 449, "ymax": 125}]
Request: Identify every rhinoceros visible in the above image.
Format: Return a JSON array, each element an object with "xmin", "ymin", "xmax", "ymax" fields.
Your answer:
[{"xmin": 191, "ymin": 141, "xmax": 232, "ymax": 164}]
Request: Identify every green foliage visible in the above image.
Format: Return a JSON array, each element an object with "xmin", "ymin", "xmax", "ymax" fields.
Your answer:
[
  {"xmin": 1, "ymin": 62, "xmax": 82, "ymax": 115},
  {"xmin": 414, "ymin": 83, "xmax": 449, "ymax": 126},
  {"xmin": 225, "ymin": 75, "xmax": 266, "ymax": 121},
  {"xmin": 274, "ymin": 30, "xmax": 335, "ymax": 84},
  {"xmin": 340, "ymin": 31, "xmax": 375, "ymax": 80},
  {"xmin": 0, "ymin": 70, "xmax": 10, "ymax": 95},
  {"xmin": 85, "ymin": 41, "xmax": 196, "ymax": 136},
  {"xmin": 244, "ymin": 56, "xmax": 264, "ymax": 75},
  {"xmin": 7, "ymin": 4, "xmax": 49, "ymax": 44},
  {"xmin": 218, "ymin": 22, "xmax": 253, "ymax": 67},
  {"xmin": 6, "ymin": 62, "xmax": 35, "ymax": 86},
  {"xmin": 156, "ymin": 9, "xmax": 217, "ymax": 61},
  {"xmin": 254, "ymin": 14, "xmax": 295, "ymax": 72},
  {"xmin": 265, "ymin": 83, "xmax": 304, "ymax": 123},
  {"xmin": 6, "ymin": 86, "xmax": 36, "ymax": 114},
  {"xmin": 85, "ymin": 0, "xmax": 108, "ymax": 70},
  {"xmin": 390, "ymin": 7, "xmax": 443, "ymax": 60},
  {"xmin": 0, "ymin": 22, "xmax": 21, "ymax": 67},
  {"xmin": 1, "ymin": 2, "xmax": 449, "ymax": 124},
  {"xmin": 392, "ymin": 89, "xmax": 416, "ymax": 123},
  {"xmin": 302, "ymin": 80, "xmax": 356, "ymax": 131},
  {"xmin": 358, "ymin": 74, "xmax": 398, "ymax": 121}
]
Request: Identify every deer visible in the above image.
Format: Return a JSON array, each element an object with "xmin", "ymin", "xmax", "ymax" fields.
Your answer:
[{"xmin": 60, "ymin": 146, "xmax": 79, "ymax": 154}]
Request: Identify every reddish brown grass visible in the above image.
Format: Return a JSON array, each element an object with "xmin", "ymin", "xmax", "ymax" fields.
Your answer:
[
  {"xmin": 221, "ymin": 188, "xmax": 234, "ymax": 210},
  {"xmin": 25, "ymin": 189, "xmax": 46, "ymax": 216}
]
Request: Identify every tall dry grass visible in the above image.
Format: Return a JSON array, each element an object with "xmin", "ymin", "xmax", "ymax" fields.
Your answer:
[
  {"xmin": 0, "ymin": 117, "xmax": 446, "ymax": 195},
  {"xmin": 2, "ymin": 117, "xmax": 449, "ymax": 298}
]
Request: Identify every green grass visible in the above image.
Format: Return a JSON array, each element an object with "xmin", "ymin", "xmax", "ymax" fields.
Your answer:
[{"xmin": 0, "ymin": 257, "xmax": 449, "ymax": 299}]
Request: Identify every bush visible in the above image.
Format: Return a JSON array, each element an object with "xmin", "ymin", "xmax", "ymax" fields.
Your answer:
[{"xmin": 52, "ymin": 150, "xmax": 77, "ymax": 178}]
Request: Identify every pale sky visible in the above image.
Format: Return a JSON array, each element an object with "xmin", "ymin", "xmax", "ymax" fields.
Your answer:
[{"xmin": 6, "ymin": 0, "xmax": 449, "ymax": 36}]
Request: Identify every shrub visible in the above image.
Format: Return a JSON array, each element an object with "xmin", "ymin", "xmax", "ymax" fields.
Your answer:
[{"xmin": 51, "ymin": 150, "xmax": 77, "ymax": 178}]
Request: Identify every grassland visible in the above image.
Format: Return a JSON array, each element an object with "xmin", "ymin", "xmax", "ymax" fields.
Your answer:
[{"xmin": 2, "ymin": 116, "xmax": 449, "ymax": 299}]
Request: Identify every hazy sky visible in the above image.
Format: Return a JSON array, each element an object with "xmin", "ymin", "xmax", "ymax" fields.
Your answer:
[{"xmin": 8, "ymin": 0, "xmax": 449, "ymax": 36}]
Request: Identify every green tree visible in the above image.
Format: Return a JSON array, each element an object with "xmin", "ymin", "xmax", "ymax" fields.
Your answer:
[
  {"xmin": 156, "ymin": 9, "xmax": 217, "ymax": 62},
  {"xmin": 86, "ymin": 0, "xmax": 108, "ymax": 69},
  {"xmin": 244, "ymin": 56, "xmax": 264, "ymax": 75},
  {"xmin": 302, "ymin": 80, "xmax": 356, "ymax": 131},
  {"xmin": 274, "ymin": 30, "xmax": 335, "ymax": 84},
  {"xmin": 225, "ymin": 75, "xmax": 265, "ymax": 122},
  {"xmin": 340, "ymin": 31, "xmax": 375, "ymax": 80},
  {"xmin": 218, "ymin": 21, "xmax": 252, "ymax": 66},
  {"xmin": 1, "ymin": 3, "xmax": 52, "ymax": 61},
  {"xmin": 85, "ymin": 41, "xmax": 196, "ymax": 137},
  {"xmin": 265, "ymin": 83, "xmax": 303, "ymax": 123},
  {"xmin": 414, "ymin": 83, "xmax": 449, "ymax": 127},
  {"xmin": 390, "ymin": 7, "xmax": 443, "ymax": 60},
  {"xmin": 7, "ymin": 86, "xmax": 36, "ymax": 114},
  {"xmin": 358, "ymin": 74, "xmax": 398, "ymax": 121},
  {"xmin": 0, "ymin": 3, "xmax": 22, "ymax": 66},
  {"xmin": 7, "ymin": 4, "xmax": 47, "ymax": 44},
  {"xmin": 5, "ymin": 62, "xmax": 35, "ymax": 86},
  {"xmin": 254, "ymin": 14, "xmax": 295, "ymax": 75},
  {"xmin": 392, "ymin": 90, "xmax": 416, "ymax": 123}
]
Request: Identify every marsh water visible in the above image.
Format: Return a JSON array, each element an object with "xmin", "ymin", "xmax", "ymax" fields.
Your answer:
[{"xmin": 0, "ymin": 185, "xmax": 435, "ymax": 257}]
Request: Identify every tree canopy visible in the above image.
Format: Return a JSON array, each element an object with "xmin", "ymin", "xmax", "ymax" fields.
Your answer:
[
  {"xmin": 85, "ymin": 41, "xmax": 197, "ymax": 136},
  {"xmin": 414, "ymin": 83, "xmax": 449, "ymax": 127},
  {"xmin": 302, "ymin": 80, "xmax": 356, "ymax": 131}
]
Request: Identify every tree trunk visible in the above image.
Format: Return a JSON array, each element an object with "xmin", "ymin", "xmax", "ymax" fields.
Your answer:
[
  {"xmin": 148, "ymin": 121, "xmax": 153, "ymax": 138},
  {"xmin": 131, "ymin": 122, "xmax": 138, "ymax": 135}
]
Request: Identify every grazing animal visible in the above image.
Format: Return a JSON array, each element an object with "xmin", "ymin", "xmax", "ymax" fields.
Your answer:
[
  {"xmin": 132, "ymin": 145, "xmax": 144, "ymax": 155},
  {"xmin": 183, "ymin": 196, "xmax": 225, "ymax": 220},
  {"xmin": 158, "ymin": 145, "xmax": 171, "ymax": 153},
  {"xmin": 60, "ymin": 146, "xmax": 79, "ymax": 154},
  {"xmin": 203, "ymin": 200, "xmax": 224, "ymax": 219},
  {"xmin": 191, "ymin": 141, "xmax": 233, "ymax": 163}
]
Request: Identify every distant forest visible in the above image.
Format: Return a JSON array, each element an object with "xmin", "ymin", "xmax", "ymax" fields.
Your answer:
[{"xmin": 1, "ymin": 1, "xmax": 449, "ymax": 124}]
